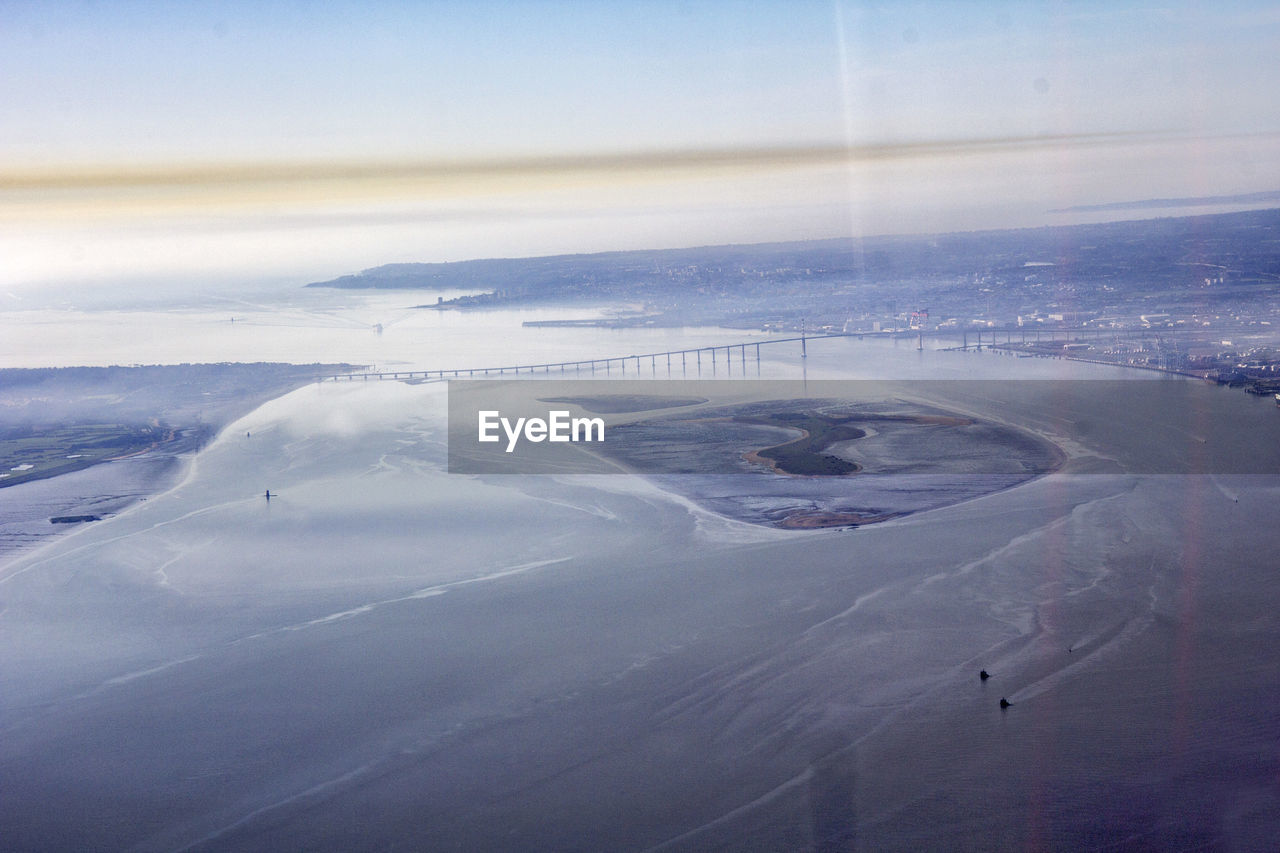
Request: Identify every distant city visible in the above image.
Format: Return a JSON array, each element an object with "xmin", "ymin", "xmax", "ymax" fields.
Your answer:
[{"xmin": 310, "ymin": 206, "xmax": 1280, "ymax": 398}]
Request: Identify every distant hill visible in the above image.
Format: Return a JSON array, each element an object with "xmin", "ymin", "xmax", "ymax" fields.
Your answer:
[
  {"xmin": 1049, "ymin": 190, "xmax": 1280, "ymax": 214},
  {"xmin": 309, "ymin": 207, "xmax": 1280, "ymax": 290},
  {"xmin": 303, "ymin": 208, "xmax": 1280, "ymax": 329},
  {"xmin": 303, "ymin": 238, "xmax": 858, "ymax": 293}
]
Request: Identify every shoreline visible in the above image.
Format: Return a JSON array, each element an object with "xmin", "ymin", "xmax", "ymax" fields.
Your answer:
[{"xmin": 0, "ymin": 363, "xmax": 351, "ymax": 566}]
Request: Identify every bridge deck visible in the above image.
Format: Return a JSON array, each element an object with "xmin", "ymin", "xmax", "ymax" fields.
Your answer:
[
  {"xmin": 320, "ymin": 325, "xmax": 1233, "ymax": 381},
  {"xmin": 321, "ymin": 334, "xmax": 839, "ymax": 381}
]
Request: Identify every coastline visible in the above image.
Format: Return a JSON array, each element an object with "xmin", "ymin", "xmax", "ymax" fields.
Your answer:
[{"xmin": 0, "ymin": 363, "xmax": 353, "ymax": 565}]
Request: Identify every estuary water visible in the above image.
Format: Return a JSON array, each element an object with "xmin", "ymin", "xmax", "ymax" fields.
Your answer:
[{"xmin": 2, "ymin": 286, "xmax": 1278, "ymax": 851}]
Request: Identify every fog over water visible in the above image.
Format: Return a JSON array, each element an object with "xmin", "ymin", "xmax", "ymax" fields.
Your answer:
[
  {"xmin": 0, "ymin": 286, "xmax": 760, "ymax": 370},
  {"xmin": 2, "ymin": 289, "xmax": 1278, "ymax": 850}
]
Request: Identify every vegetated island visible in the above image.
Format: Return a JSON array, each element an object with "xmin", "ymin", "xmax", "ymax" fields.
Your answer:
[
  {"xmin": 738, "ymin": 412, "xmax": 865, "ymax": 476},
  {"xmin": 738, "ymin": 411, "xmax": 976, "ymax": 478},
  {"xmin": 600, "ymin": 399, "xmax": 1062, "ymax": 529},
  {"xmin": 0, "ymin": 363, "xmax": 356, "ymax": 491}
]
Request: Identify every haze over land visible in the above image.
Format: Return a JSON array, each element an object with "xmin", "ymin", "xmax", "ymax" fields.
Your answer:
[
  {"xmin": 307, "ymin": 207, "xmax": 1280, "ymax": 333},
  {"xmin": 6, "ymin": 2, "xmax": 1280, "ymax": 291}
]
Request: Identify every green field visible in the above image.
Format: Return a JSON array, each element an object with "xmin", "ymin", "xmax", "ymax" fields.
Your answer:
[
  {"xmin": 0, "ymin": 363, "xmax": 356, "ymax": 491},
  {"xmin": 0, "ymin": 423, "xmax": 165, "ymax": 488}
]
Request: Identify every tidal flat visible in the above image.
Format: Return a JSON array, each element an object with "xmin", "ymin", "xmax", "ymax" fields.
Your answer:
[
  {"xmin": 2, "ymin": 376, "xmax": 1278, "ymax": 851},
  {"xmin": 596, "ymin": 395, "xmax": 1063, "ymax": 528},
  {"xmin": 4, "ymin": 348, "xmax": 1280, "ymax": 852}
]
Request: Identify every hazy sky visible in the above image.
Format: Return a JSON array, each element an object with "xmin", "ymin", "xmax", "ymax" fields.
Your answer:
[{"xmin": 4, "ymin": 0, "xmax": 1280, "ymax": 290}]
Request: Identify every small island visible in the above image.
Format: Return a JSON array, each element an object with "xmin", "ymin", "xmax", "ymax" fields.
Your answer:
[{"xmin": 598, "ymin": 398, "xmax": 1062, "ymax": 529}]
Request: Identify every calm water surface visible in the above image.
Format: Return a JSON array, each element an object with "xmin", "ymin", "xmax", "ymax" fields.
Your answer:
[{"xmin": 1, "ymin": 287, "xmax": 1277, "ymax": 851}]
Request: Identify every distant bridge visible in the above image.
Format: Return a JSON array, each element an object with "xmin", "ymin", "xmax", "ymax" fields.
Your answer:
[
  {"xmin": 319, "ymin": 324, "xmax": 1250, "ymax": 381},
  {"xmin": 321, "ymin": 334, "xmax": 839, "ymax": 381}
]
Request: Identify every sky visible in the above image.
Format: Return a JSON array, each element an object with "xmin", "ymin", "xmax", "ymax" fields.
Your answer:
[{"xmin": 3, "ymin": 0, "xmax": 1280, "ymax": 291}]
